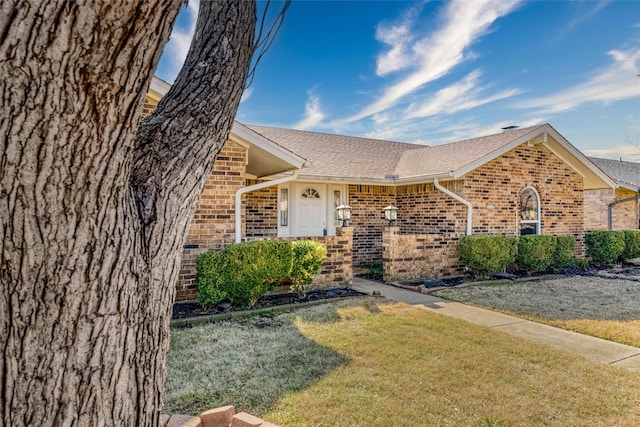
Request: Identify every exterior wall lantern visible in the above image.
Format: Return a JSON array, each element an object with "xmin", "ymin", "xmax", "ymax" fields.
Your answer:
[
  {"xmin": 383, "ymin": 205, "xmax": 398, "ymax": 226},
  {"xmin": 336, "ymin": 204, "xmax": 352, "ymax": 227}
]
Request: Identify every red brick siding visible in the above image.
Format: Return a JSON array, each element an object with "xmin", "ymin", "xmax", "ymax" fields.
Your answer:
[
  {"xmin": 177, "ymin": 141, "xmax": 248, "ymax": 300},
  {"xmin": 396, "ymin": 181, "xmax": 467, "ymax": 234},
  {"xmin": 278, "ymin": 227, "xmax": 353, "ymax": 287},
  {"xmin": 141, "ymin": 95, "xmax": 159, "ymax": 117},
  {"xmin": 463, "ymin": 143, "xmax": 584, "ymax": 251},
  {"xmin": 245, "ymin": 181, "xmax": 278, "ymax": 239},
  {"xmin": 383, "ymin": 228, "xmax": 463, "ymax": 282},
  {"xmin": 185, "ymin": 141, "xmax": 247, "ymax": 247},
  {"xmin": 348, "ymin": 185, "xmax": 396, "ymax": 267}
]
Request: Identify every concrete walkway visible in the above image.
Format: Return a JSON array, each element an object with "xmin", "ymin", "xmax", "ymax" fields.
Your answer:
[{"xmin": 351, "ymin": 277, "xmax": 640, "ymax": 372}]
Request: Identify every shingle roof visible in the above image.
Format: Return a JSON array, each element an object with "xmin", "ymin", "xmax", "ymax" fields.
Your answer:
[
  {"xmin": 246, "ymin": 124, "xmax": 545, "ymax": 181},
  {"xmin": 394, "ymin": 126, "xmax": 542, "ymax": 177},
  {"xmin": 588, "ymin": 157, "xmax": 640, "ymax": 190},
  {"xmin": 245, "ymin": 126, "xmax": 423, "ymax": 180}
]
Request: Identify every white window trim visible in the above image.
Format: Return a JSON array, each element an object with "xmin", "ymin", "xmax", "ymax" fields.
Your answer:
[{"xmin": 520, "ymin": 186, "xmax": 541, "ymax": 235}]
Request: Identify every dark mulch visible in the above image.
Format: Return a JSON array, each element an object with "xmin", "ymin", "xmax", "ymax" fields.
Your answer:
[
  {"xmin": 397, "ymin": 263, "xmax": 640, "ymax": 291},
  {"xmin": 172, "ymin": 287, "xmax": 365, "ymax": 320}
]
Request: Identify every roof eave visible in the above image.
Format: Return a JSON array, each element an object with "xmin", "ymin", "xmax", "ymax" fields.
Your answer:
[{"xmin": 231, "ymin": 122, "xmax": 310, "ymax": 175}]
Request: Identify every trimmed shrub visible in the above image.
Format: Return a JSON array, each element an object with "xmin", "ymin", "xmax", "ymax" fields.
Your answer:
[
  {"xmin": 289, "ymin": 240, "xmax": 328, "ymax": 298},
  {"xmin": 195, "ymin": 249, "xmax": 227, "ymax": 308},
  {"xmin": 621, "ymin": 230, "xmax": 640, "ymax": 260},
  {"xmin": 552, "ymin": 236, "xmax": 576, "ymax": 270},
  {"xmin": 584, "ymin": 231, "xmax": 625, "ymax": 265},
  {"xmin": 516, "ymin": 235, "xmax": 557, "ymax": 275},
  {"xmin": 196, "ymin": 240, "xmax": 294, "ymax": 308},
  {"xmin": 458, "ymin": 235, "xmax": 518, "ymax": 279}
]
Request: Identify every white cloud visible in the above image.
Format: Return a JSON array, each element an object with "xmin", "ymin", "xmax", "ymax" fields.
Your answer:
[
  {"xmin": 406, "ymin": 70, "xmax": 520, "ymax": 118},
  {"xmin": 344, "ymin": 0, "xmax": 522, "ymax": 123},
  {"xmin": 240, "ymin": 87, "xmax": 253, "ymax": 103},
  {"xmin": 516, "ymin": 47, "xmax": 640, "ymax": 114},
  {"xmin": 161, "ymin": 0, "xmax": 200, "ymax": 82},
  {"xmin": 375, "ymin": 10, "xmax": 416, "ymax": 75},
  {"xmin": 584, "ymin": 144, "xmax": 640, "ymax": 161},
  {"xmin": 293, "ymin": 91, "xmax": 326, "ymax": 130}
]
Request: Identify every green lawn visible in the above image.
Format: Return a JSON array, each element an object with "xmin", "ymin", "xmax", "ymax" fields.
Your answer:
[{"xmin": 166, "ymin": 300, "xmax": 640, "ymax": 426}]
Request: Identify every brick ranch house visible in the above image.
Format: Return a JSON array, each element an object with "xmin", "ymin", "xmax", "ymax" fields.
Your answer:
[
  {"xmin": 144, "ymin": 79, "xmax": 616, "ymax": 301},
  {"xmin": 585, "ymin": 157, "xmax": 640, "ymax": 231}
]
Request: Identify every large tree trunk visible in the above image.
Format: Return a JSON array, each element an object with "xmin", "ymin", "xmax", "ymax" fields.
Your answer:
[{"xmin": 0, "ymin": 1, "xmax": 256, "ymax": 426}]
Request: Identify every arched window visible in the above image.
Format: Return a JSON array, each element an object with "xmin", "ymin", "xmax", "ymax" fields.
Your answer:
[
  {"xmin": 520, "ymin": 187, "xmax": 540, "ymax": 235},
  {"xmin": 301, "ymin": 187, "xmax": 320, "ymax": 199}
]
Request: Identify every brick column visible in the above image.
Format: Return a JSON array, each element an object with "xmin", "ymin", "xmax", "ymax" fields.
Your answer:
[
  {"xmin": 382, "ymin": 226, "xmax": 399, "ymax": 282},
  {"xmin": 336, "ymin": 227, "xmax": 353, "ymax": 285}
]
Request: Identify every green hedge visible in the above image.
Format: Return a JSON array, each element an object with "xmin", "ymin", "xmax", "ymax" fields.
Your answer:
[
  {"xmin": 289, "ymin": 240, "xmax": 328, "ymax": 298},
  {"xmin": 552, "ymin": 236, "xmax": 576, "ymax": 270},
  {"xmin": 584, "ymin": 231, "xmax": 625, "ymax": 265},
  {"xmin": 516, "ymin": 235, "xmax": 557, "ymax": 275},
  {"xmin": 458, "ymin": 235, "xmax": 518, "ymax": 278},
  {"xmin": 196, "ymin": 240, "xmax": 328, "ymax": 308},
  {"xmin": 197, "ymin": 240, "xmax": 293, "ymax": 308},
  {"xmin": 622, "ymin": 230, "xmax": 640, "ymax": 260}
]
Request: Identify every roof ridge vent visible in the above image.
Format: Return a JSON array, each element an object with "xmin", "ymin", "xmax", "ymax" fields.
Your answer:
[{"xmin": 501, "ymin": 125, "xmax": 519, "ymax": 132}]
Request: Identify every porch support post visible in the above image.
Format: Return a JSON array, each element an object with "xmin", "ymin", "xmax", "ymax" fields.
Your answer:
[
  {"xmin": 234, "ymin": 169, "xmax": 299, "ymax": 243},
  {"xmin": 433, "ymin": 178, "xmax": 473, "ymax": 235}
]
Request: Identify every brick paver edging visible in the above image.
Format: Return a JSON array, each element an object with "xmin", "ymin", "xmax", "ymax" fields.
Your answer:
[{"xmin": 162, "ymin": 405, "xmax": 279, "ymax": 427}]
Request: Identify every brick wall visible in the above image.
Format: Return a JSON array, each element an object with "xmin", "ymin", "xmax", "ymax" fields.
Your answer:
[
  {"xmin": 279, "ymin": 227, "xmax": 353, "ymax": 287},
  {"xmin": 141, "ymin": 95, "xmax": 159, "ymax": 117},
  {"xmin": 177, "ymin": 140, "xmax": 247, "ymax": 300},
  {"xmin": 396, "ymin": 181, "xmax": 467, "ymax": 234},
  {"xmin": 584, "ymin": 189, "xmax": 613, "ymax": 230},
  {"xmin": 463, "ymin": 143, "xmax": 585, "ymax": 252},
  {"xmin": 348, "ymin": 185, "xmax": 396, "ymax": 267},
  {"xmin": 246, "ymin": 181, "xmax": 278, "ymax": 239},
  {"xmin": 585, "ymin": 188, "xmax": 639, "ymax": 231},
  {"xmin": 382, "ymin": 227, "xmax": 463, "ymax": 282}
]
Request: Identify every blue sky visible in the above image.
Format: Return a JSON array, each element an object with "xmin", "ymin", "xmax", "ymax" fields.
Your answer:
[{"xmin": 155, "ymin": 0, "xmax": 640, "ymax": 160}]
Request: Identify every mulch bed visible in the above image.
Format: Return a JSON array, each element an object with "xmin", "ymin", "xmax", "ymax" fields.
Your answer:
[{"xmin": 172, "ymin": 287, "xmax": 365, "ymax": 320}]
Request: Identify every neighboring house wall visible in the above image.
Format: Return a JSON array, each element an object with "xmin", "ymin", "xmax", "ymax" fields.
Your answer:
[
  {"xmin": 611, "ymin": 188, "xmax": 639, "ymax": 230},
  {"xmin": 585, "ymin": 188, "xmax": 639, "ymax": 231}
]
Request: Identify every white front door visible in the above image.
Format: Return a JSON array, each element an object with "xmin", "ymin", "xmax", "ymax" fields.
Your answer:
[{"xmin": 294, "ymin": 184, "xmax": 326, "ymax": 236}]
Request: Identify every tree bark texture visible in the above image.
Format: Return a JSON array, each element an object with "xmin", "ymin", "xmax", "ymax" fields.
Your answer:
[{"xmin": 0, "ymin": 1, "xmax": 256, "ymax": 426}]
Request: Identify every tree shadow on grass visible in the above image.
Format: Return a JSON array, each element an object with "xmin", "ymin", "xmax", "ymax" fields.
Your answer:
[{"xmin": 164, "ymin": 300, "xmax": 366, "ymax": 417}]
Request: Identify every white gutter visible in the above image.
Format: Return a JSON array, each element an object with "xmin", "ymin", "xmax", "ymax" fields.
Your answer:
[
  {"xmin": 433, "ymin": 178, "xmax": 473, "ymax": 235},
  {"xmin": 234, "ymin": 170, "xmax": 299, "ymax": 243}
]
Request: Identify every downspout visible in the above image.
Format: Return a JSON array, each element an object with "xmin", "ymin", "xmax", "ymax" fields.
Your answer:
[
  {"xmin": 234, "ymin": 169, "xmax": 299, "ymax": 243},
  {"xmin": 433, "ymin": 177, "xmax": 473, "ymax": 235},
  {"xmin": 607, "ymin": 193, "xmax": 640, "ymax": 231}
]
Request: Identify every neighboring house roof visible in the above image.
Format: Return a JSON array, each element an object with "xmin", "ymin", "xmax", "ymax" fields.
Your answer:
[
  {"xmin": 246, "ymin": 123, "xmax": 615, "ymax": 190},
  {"xmin": 588, "ymin": 157, "xmax": 640, "ymax": 192}
]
